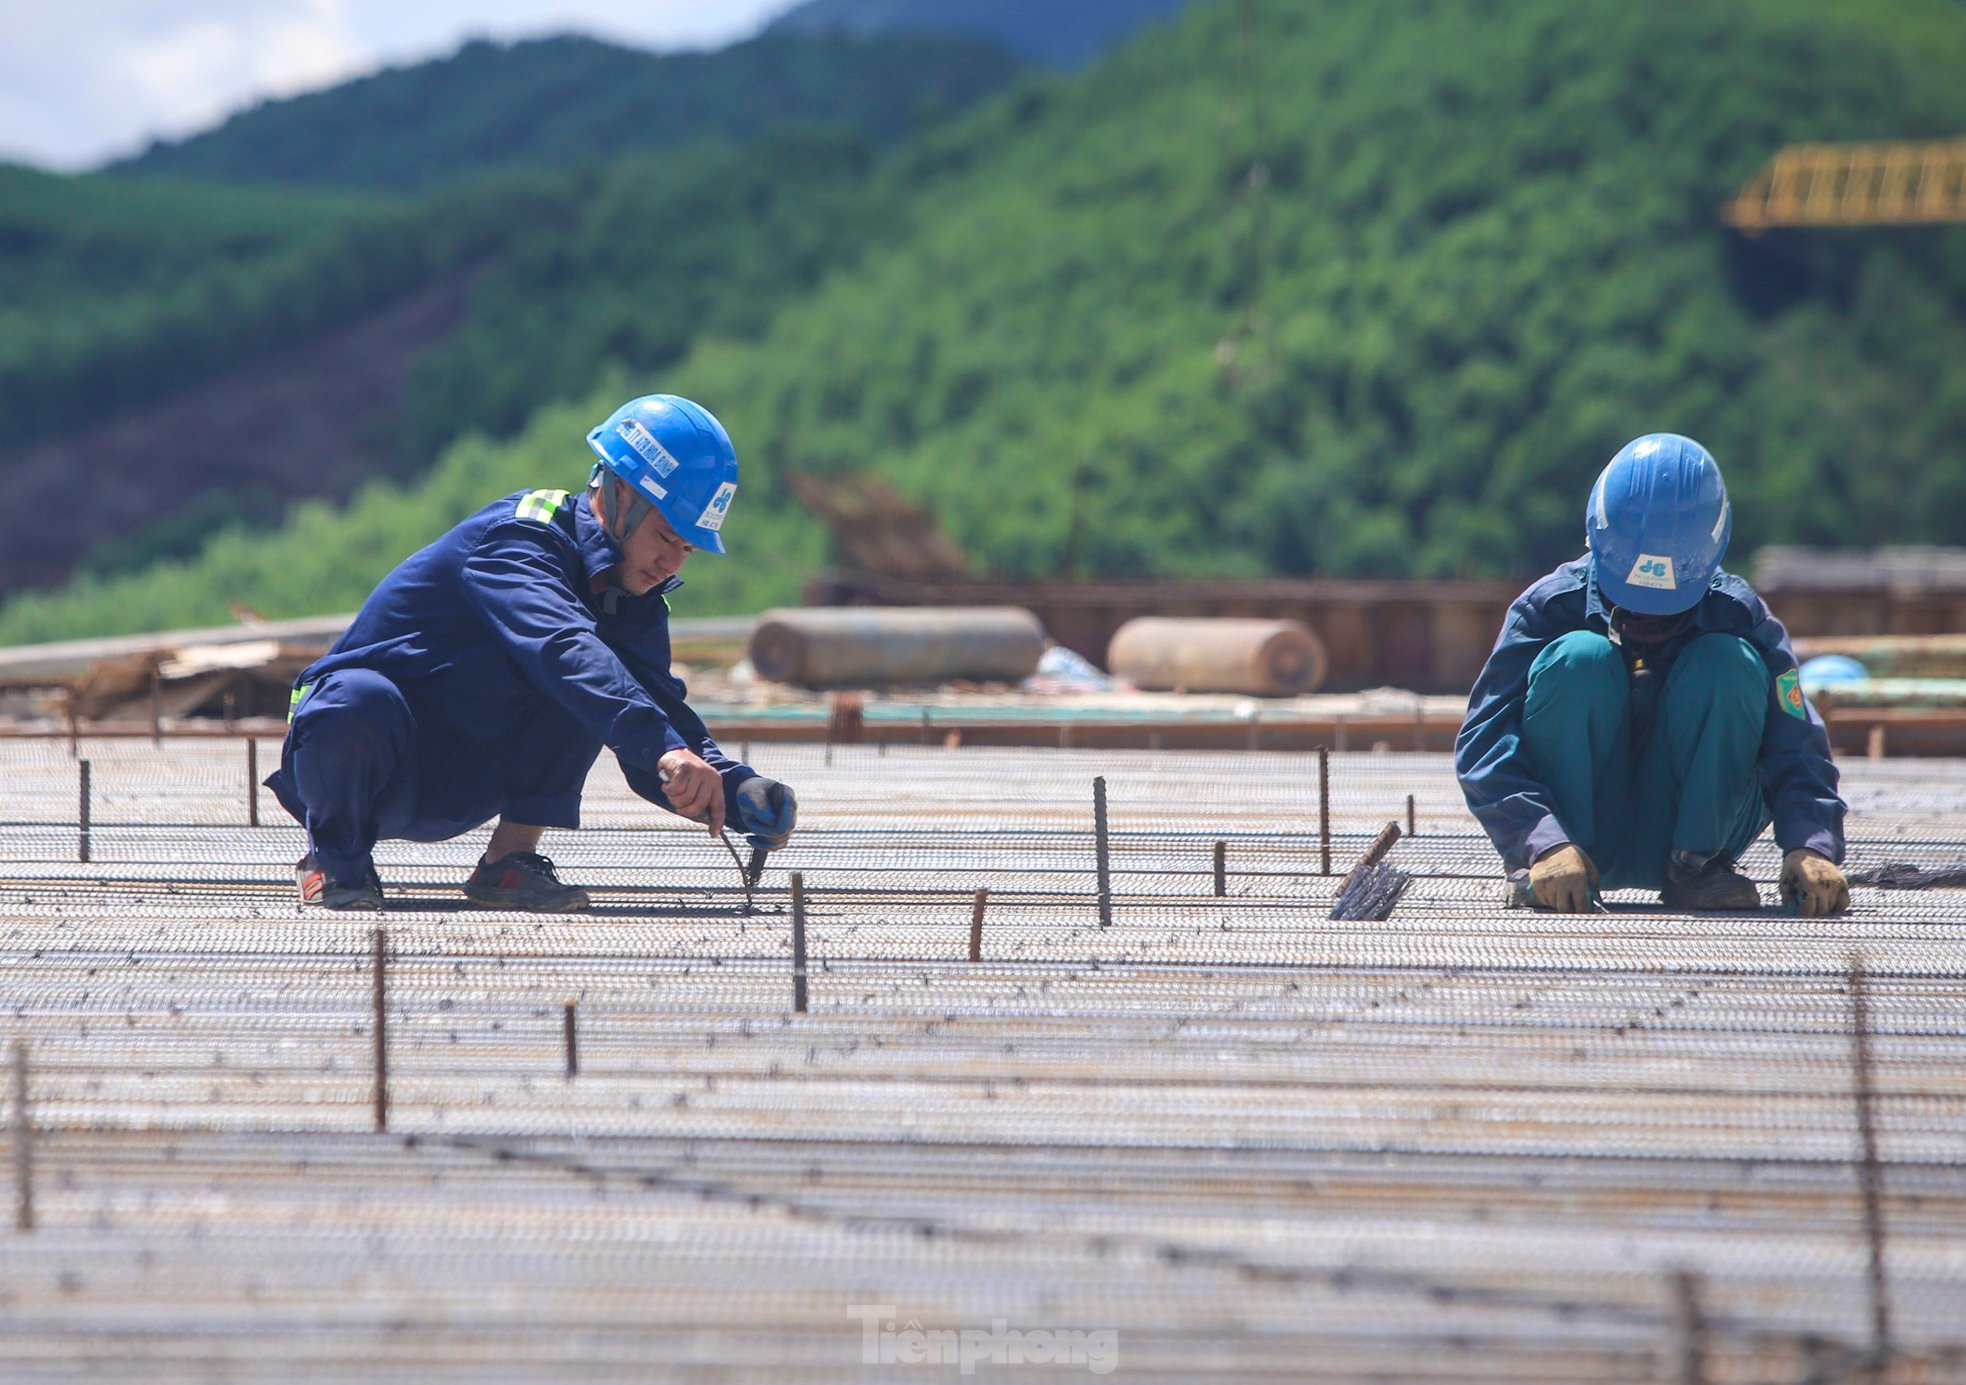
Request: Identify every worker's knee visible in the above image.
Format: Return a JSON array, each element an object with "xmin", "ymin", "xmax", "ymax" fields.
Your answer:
[
  {"xmin": 294, "ymin": 669, "xmax": 415, "ymax": 765},
  {"xmin": 1527, "ymin": 630, "xmax": 1626, "ymax": 710},
  {"xmin": 1668, "ymin": 635, "xmax": 1768, "ymax": 723}
]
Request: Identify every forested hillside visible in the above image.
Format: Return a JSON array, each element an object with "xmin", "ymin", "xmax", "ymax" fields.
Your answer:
[
  {"xmin": 115, "ymin": 32, "xmax": 1021, "ymax": 192},
  {"xmin": 6, "ymin": 0, "xmax": 1966, "ymax": 642},
  {"xmin": 768, "ymin": 0, "xmax": 1193, "ymax": 66}
]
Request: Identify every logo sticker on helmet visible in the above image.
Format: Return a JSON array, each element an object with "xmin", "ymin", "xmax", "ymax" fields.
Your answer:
[
  {"xmin": 1626, "ymin": 554, "xmax": 1677, "ymax": 590},
  {"xmin": 697, "ymin": 481, "xmax": 737, "ymax": 532},
  {"xmin": 636, "ymin": 474, "xmax": 667, "ymax": 501},
  {"xmin": 617, "ymin": 419, "xmax": 680, "ymax": 477}
]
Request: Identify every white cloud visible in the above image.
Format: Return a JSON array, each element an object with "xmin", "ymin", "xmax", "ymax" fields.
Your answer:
[{"xmin": 0, "ymin": 0, "xmax": 798, "ymax": 171}]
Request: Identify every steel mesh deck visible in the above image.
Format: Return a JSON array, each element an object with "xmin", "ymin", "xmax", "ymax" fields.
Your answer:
[{"xmin": 2, "ymin": 739, "xmax": 1964, "ymax": 1382}]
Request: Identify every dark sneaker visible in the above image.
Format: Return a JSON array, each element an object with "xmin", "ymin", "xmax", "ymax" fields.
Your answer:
[
  {"xmin": 1661, "ymin": 852, "xmax": 1760, "ymax": 911},
  {"xmin": 296, "ymin": 855, "xmax": 385, "ymax": 910},
  {"xmin": 461, "ymin": 851, "xmax": 590, "ymax": 913}
]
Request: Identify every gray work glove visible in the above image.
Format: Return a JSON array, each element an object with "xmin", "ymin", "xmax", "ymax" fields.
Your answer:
[
  {"xmin": 1781, "ymin": 848, "xmax": 1849, "ymax": 917},
  {"xmin": 734, "ymin": 776, "xmax": 797, "ymax": 850},
  {"xmin": 1528, "ymin": 843, "xmax": 1600, "ymax": 913}
]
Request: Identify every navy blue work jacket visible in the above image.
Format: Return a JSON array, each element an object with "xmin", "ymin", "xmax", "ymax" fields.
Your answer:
[
  {"xmin": 292, "ymin": 485, "xmax": 752, "ymax": 809},
  {"xmin": 1454, "ymin": 556, "xmax": 1844, "ymax": 872}
]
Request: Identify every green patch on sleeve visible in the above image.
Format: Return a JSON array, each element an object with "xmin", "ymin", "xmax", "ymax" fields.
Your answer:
[{"xmin": 1776, "ymin": 668, "xmax": 1807, "ymax": 719}]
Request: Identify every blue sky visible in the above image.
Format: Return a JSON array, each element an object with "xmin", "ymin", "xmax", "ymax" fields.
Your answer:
[{"xmin": 0, "ymin": 1, "xmax": 804, "ymax": 170}]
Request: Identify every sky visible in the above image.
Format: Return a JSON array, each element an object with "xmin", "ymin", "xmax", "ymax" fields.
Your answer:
[{"xmin": 0, "ymin": 0, "xmax": 804, "ymax": 171}]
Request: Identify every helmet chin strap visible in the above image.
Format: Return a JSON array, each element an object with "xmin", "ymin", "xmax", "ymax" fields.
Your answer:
[
  {"xmin": 591, "ymin": 467, "xmax": 655, "ymax": 543},
  {"xmin": 590, "ymin": 468, "xmax": 657, "ymax": 614}
]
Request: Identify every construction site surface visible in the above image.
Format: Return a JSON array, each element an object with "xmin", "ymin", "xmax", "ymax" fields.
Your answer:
[{"xmin": 2, "ymin": 737, "xmax": 1963, "ymax": 1382}]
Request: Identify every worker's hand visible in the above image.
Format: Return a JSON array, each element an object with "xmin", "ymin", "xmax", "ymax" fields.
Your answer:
[
  {"xmin": 1528, "ymin": 843, "xmax": 1600, "ymax": 913},
  {"xmin": 657, "ymin": 748, "xmax": 725, "ymax": 835},
  {"xmin": 734, "ymin": 776, "xmax": 798, "ymax": 850},
  {"xmin": 1781, "ymin": 848, "xmax": 1849, "ymax": 917}
]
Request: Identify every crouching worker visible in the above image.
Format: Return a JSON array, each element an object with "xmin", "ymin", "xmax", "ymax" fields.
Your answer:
[
  {"xmin": 267, "ymin": 393, "xmax": 797, "ymax": 911},
  {"xmin": 1454, "ymin": 434, "xmax": 1848, "ymax": 915}
]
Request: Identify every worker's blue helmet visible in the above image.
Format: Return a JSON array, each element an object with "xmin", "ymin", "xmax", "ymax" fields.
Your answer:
[
  {"xmin": 585, "ymin": 394, "xmax": 739, "ymax": 555},
  {"xmin": 1586, "ymin": 433, "xmax": 1732, "ymax": 615}
]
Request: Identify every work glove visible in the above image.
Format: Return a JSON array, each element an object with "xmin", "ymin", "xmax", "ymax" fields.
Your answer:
[
  {"xmin": 1527, "ymin": 843, "xmax": 1600, "ymax": 913},
  {"xmin": 734, "ymin": 775, "xmax": 798, "ymax": 850},
  {"xmin": 1781, "ymin": 848, "xmax": 1849, "ymax": 917}
]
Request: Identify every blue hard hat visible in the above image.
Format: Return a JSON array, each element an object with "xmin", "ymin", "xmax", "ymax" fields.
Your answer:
[
  {"xmin": 1586, "ymin": 433, "xmax": 1731, "ymax": 615},
  {"xmin": 1799, "ymin": 654, "xmax": 1869, "ymax": 693},
  {"xmin": 585, "ymin": 394, "xmax": 739, "ymax": 555}
]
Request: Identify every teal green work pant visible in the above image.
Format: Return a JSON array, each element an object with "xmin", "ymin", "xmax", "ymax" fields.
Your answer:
[{"xmin": 1519, "ymin": 631, "xmax": 1771, "ymax": 890}]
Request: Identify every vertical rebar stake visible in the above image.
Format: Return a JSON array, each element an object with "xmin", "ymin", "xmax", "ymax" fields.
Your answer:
[
  {"xmin": 247, "ymin": 738, "xmax": 260, "ymax": 828},
  {"xmin": 790, "ymin": 873, "xmax": 809, "ymax": 1013},
  {"xmin": 65, "ymin": 690, "xmax": 78, "ymax": 760},
  {"xmin": 1319, "ymin": 748, "xmax": 1332, "ymax": 876},
  {"xmin": 1406, "ymin": 793, "xmax": 1416, "ymax": 838},
  {"xmin": 920, "ymin": 707, "xmax": 932, "ymax": 746},
  {"xmin": 1093, "ymin": 776, "xmax": 1112, "ymax": 927},
  {"xmin": 1246, "ymin": 712, "xmax": 1260, "ymax": 753},
  {"xmin": 11, "ymin": 1039, "xmax": 31, "ymax": 1234},
  {"xmin": 77, "ymin": 759, "xmax": 91, "ymax": 865},
  {"xmin": 149, "ymin": 669, "xmax": 162, "ymax": 747},
  {"xmin": 1849, "ymin": 953, "xmax": 1892, "ymax": 1378},
  {"xmin": 1413, "ymin": 705, "xmax": 1426, "ymax": 752},
  {"xmin": 1671, "ymin": 1269, "xmax": 1705, "ymax": 1385},
  {"xmin": 1213, "ymin": 841, "xmax": 1227, "ymax": 897},
  {"xmin": 969, "ymin": 888, "xmax": 988, "ymax": 963},
  {"xmin": 372, "ymin": 929, "xmax": 389, "ymax": 1133},
  {"xmin": 563, "ymin": 1001, "xmax": 579, "ymax": 1080}
]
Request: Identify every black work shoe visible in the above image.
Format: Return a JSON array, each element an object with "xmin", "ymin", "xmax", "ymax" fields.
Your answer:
[
  {"xmin": 1661, "ymin": 852, "xmax": 1760, "ymax": 912},
  {"xmin": 296, "ymin": 855, "xmax": 385, "ymax": 910},
  {"xmin": 461, "ymin": 851, "xmax": 591, "ymax": 913}
]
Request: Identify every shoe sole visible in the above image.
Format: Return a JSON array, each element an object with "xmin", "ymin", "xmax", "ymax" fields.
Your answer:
[
  {"xmin": 1660, "ymin": 888, "xmax": 1762, "ymax": 912},
  {"xmin": 460, "ymin": 885, "xmax": 591, "ymax": 914}
]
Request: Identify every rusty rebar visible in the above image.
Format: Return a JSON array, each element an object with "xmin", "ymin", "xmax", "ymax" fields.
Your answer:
[
  {"xmin": 1213, "ymin": 841, "xmax": 1227, "ymax": 897},
  {"xmin": 77, "ymin": 759, "xmax": 90, "ymax": 864},
  {"xmin": 1848, "ymin": 954, "xmax": 1892, "ymax": 1379},
  {"xmin": 11, "ymin": 1039, "xmax": 31, "ymax": 1233},
  {"xmin": 372, "ymin": 929, "xmax": 389, "ymax": 1133},
  {"xmin": 790, "ymin": 873, "xmax": 808, "ymax": 1013},
  {"xmin": 1334, "ymin": 820, "xmax": 1403, "ymax": 898},
  {"xmin": 1319, "ymin": 748, "xmax": 1331, "ymax": 876},
  {"xmin": 563, "ymin": 1001, "xmax": 579, "ymax": 1080},
  {"xmin": 1093, "ymin": 776, "xmax": 1112, "ymax": 927},
  {"xmin": 1406, "ymin": 793, "xmax": 1416, "ymax": 837},
  {"xmin": 968, "ymin": 889, "xmax": 988, "ymax": 963},
  {"xmin": 1671, "ymin": 1269, "xmax": 1705, "ymax": 1385}
]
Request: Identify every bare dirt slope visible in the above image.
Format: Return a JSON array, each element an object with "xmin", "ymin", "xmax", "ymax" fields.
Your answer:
[{"xmin": 0, "ymin": 273, "xmax": 474, "ymax": 594}]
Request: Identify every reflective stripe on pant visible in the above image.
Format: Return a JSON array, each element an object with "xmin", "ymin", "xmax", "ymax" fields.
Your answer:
[
  {"xmin": 1518, "ymin": 631, "xmax": 1771, "ymax": 890},
  {"xmin": 265, "ymin": 668, "xmax": 603, "ymax": 884}
]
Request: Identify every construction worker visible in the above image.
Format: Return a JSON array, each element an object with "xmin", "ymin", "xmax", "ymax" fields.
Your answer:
[
  {"xmin": 1454, "ymin": 434, "xmax": 1849, "ymax": 915},
  {"xmin": 266, "ymin": 393, "xmax": 797, "ymax": 911}
]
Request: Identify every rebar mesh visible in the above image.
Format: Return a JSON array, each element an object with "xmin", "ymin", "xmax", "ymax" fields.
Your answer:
[{"xmin": 2, "ymin": 738, "xmax": 1964, "ymax": 1382}]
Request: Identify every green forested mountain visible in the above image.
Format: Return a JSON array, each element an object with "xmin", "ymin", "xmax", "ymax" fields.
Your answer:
[
  {"xmin": 0, "ymin": 163, "xmax": 407, "ymax": 446},
  {"xmin": 6, "ymin": 0, "xmax": 1966, "ymax": 642},
  {"xmin": 113, "ymin": 32, "xmax": 1020, "ymax": 193},
  {"xmin": 0, "ymin": 134, "xmax": 909, "ymax": 590},
  {"xmin": 768, "ymin": 0, "xmax": 1193, "ymax": 67}
]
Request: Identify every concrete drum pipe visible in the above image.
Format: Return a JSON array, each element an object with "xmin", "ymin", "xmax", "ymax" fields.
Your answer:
[
  {"xmin": 747, "ymin": 607, "xmax": 1047, "ymax": 688},
  {"xmin": 1108, "ymin": 617, "xmax": 1328, "ymax": 696}
]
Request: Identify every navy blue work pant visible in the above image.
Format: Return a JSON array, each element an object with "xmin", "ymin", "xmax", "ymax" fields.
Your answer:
[
  {"xmin": 266, "ymin": 669, "xmax": 603, "ymax": 884},
  {"xmin": 1518, "ymin": 632, "xmax": 1771, "ymax": 890}
]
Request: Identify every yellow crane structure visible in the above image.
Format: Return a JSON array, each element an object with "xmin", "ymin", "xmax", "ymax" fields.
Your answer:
[{"xmin": 1722, "ymin": 139, "xmax": 1966, "ymax": 232}]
